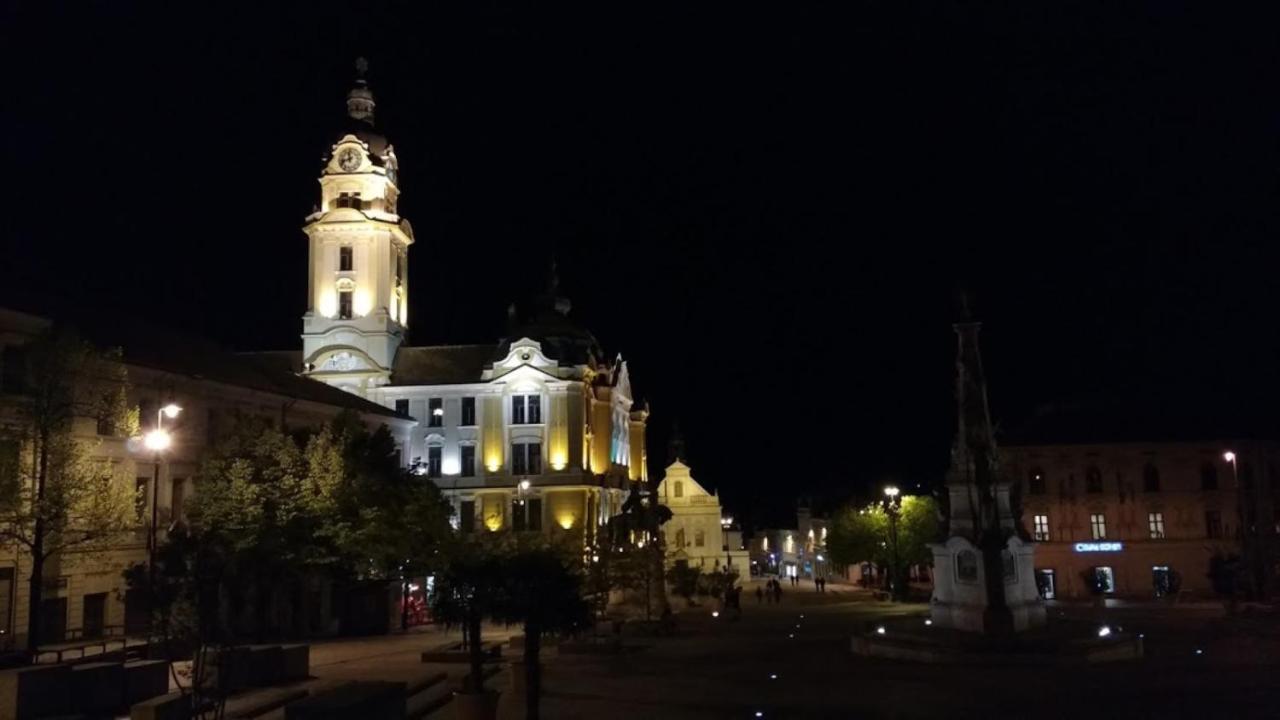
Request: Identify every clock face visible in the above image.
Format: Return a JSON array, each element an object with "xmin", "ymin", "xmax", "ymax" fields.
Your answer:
[{"xmin": 337, "ymin": 148, "xmax": 362, "ymax": 172}]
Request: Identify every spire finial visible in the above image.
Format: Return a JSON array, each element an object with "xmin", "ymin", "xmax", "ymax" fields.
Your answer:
[
  {"xmin": 668, "ymin": 421, "xmax": 687, "ymax": 465},
  {"xmin": 346, "ymin": 57, "xmax": 376, "ymax": 124}
]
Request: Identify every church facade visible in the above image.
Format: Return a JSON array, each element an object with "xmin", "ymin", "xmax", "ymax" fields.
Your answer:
[{"xmin": 267, "ymin": 66, "xmax": 650, "ymax": 538}]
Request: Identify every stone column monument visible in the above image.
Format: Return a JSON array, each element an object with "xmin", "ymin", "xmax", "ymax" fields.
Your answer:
[{"xmin": 930, "ymin": 307, "xmax": 1045, "ymax": 633}]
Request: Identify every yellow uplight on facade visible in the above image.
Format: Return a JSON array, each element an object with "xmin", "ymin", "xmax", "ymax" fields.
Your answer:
[
  {"xmin": 484, "ymin": 514, "xmax": 503, "ymax": 532},
  {"xmin": 486, "ymin": 461, "xmax": 501, "ymax": 473},
  {"xmin": 557, "ymin": 513, "xmax": 577, "ymax": 530},
  {"xmin": 318, "ymin": 290, "xmax": 338, "ymax": 318},
  {"xmin": 353, "ymin": 289, "xmax": 373, "ymax": 317},
  {"xmin": 549, "ymin": 452, "xmax": 567, "ymax": 471}
]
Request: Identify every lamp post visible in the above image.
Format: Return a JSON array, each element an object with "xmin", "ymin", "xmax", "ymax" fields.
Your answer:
[
  {"xmin": 883, "ymin": 485, "xmax": 902, "ymax": 601},
  {"xmin": 143, "ymin": 403, "xmax": 181, "ymax": 592}
]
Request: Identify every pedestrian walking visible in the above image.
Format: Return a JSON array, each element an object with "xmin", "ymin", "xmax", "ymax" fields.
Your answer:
[
  {"xmin": 773, "ymin": 581, "xmax": 783, "ymax": 603},
  {"xmin": 755, "ymin": 585, "xmax": 764, "ymax": 604}
]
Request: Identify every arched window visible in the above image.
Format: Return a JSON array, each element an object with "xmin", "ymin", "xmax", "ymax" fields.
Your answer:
[
  {"xmin": 956, "ymin": 550, "xmax": 979, "ymax": 582},
  {"xmin": 1198, "ymin": 462, "xmax": 1216, "ymax": 491},
  {"xmin": 1027, "ymin": 468, "xmax": 1046, "ymax": 495},
  {"xmin": 1144, "ymin": 463, "xmax": 1162, "ymax": 492},
  {"xmin": 1085, "ymin": 466, "xmax": 1103, "ymax": 494}
]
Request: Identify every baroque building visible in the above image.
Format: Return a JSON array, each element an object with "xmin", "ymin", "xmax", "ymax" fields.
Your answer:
[
  {"xmin": 656, "ymin": 458, "xmax": 750, "ymax": 578},
  {"xmin": 264, "ymin": 64, "xmax": 650, "ymax": 538}
]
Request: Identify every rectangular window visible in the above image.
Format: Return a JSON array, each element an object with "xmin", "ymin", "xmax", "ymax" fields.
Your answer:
[
  {"xmin": 1032, "ymin": 514, "xmax": 1050, "ymax": 542},
  {"xmin": 1090, "ymin": 513, "xmax": 1107, "ymax": 540},
  {"xmin": 513, "ymin": 500, "xmax": 527, "ymax": 532},
  {"xmin": 339, "ymin": 246, "xmax": 353, "ymax": 271},
  {"xmin": 428, "ymin": 398, "xmax": 443, "ymax": 427},
  {"xmin": 511, "ymin": 442, "xmax": 541, "ymax": 476},
  {"xmin": 0, "ymin": 439, "xmax": 21, "ymax": 500},
  {"xmin": 460, "ymin": 445, "xmax": 475, "ymax": 477},
  {"xmin": 460, "ymin": 397, "xmax": 476, "ymax": 426},
  {"xmin": 395, "ymin": 253, "xmax": 404, "ymax": 287},
  {"xmin": 335, "ymin": 192, "xmax": 362, "ymax": 209},
  {"xmin": 527, "ymin": 442, "xmax": 541, "ymax": 475},
  {"xmin": 338, "ymin": 291, "xmax": 353, "ymax": 319},
  {"xmin": 427, "ymin": 446, "xmax": 442, "ymax": 478},
  {"xmin": 1205, "ymin": 510, "xmax": 1223, "ymax": 539},
  {"xmin": 1, "ymin": 346, "xmax": 26, "ymax": 394},
  {"xmin": 459, "ymin": 500, "xmax": 475, "ymax": 534},
  {"xmin": 135, "ymin": 477, "xmax": 149, "ymax": 520},
  {"xmin": 171, "ymin": 478, "xmax": 186, "ymax": 523},
  {"xmin": 511, "ymin": 395, "xmax": 541, "ymax": 425},
  {"xmin": 1148, "ymin": 512, "xmax": 1165, "ymax": 539},
  {"xmin": 394, "ymin": 399, "xmax": 410, "ymax": 417},
  {"xmin": 527, "ymin": 498, "xmax": 542, "ymax": 531},
  {"xmin": 96, "ymin": 412, "xmax": 116, "ymax": 437},
  {"xmin": 1028, "ymin": 472, "xmax": 1046, "ymax": 495}
]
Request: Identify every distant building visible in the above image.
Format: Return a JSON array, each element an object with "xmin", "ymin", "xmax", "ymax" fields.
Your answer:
[
  {"xmin": 656, "ymin": 459, "xmax": 749, "ymax": 579},
  {"xmin": 1003, "ymin": 403, "xmax": 1279, "ymax": 601},
  {"xmin": 748, "ymin": 502, "xmax": 830, "ymax": 580}
]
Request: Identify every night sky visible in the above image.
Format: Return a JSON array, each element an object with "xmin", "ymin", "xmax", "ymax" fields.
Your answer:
[{"xmin": 4, "ymin": 3, "xmax": 1277, "ymax": 526}]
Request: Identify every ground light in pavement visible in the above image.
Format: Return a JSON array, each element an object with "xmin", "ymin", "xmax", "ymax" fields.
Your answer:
[{"xmin": 1098, "ymin": 625, "xmax": 1112, "ymax": 637}]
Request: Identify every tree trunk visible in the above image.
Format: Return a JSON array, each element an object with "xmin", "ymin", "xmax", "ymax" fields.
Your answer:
[
  {"xmin": 524, "ymin": 619, "xmax": 541, "ymax": 720},
  {"xmin": 25, "ymin": 429, "xmax": 49, "ymax": 655},
  {"xmin": 466, "ymin": 608, "xmax": 484, "ymax": 693}
]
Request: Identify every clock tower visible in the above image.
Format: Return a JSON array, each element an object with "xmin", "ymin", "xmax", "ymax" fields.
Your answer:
[{"xmin": 300, "ymin": 59, "xmax": 413, "ymax": 395}]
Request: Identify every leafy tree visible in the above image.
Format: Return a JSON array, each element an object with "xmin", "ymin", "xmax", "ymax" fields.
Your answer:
[
  {"xmin": 827, "ymin": 495, "xmax": 938, "ymax": 601},
  {"xmin": 666, "ymin": 562, "xmax": 701, "ymax": 606},
  {"xmin": 493, "ymin": 544, "xmax": 590, "ymax": 720},
  {"xmin": 429, "ymin": 534, "xmax": 509, "ymax": 696},
  {"xmin": 159, "ymin": 411, "xmax": 452, "ymax": 641},
  {"xmin": 0, "ymin": 328, "xmax": 137, "ymax": 653}
]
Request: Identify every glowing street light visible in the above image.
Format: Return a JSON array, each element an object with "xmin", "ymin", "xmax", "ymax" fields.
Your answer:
[
  {"xmin": 143, "ymin": 428, "xmax": 172, "ymax": 452},
  {"xmin": 882, "ymin": 485, "xmax": 903, "ymax": 601},
  {"xmin": 1224, "ymin": 450, "xmax": 1239, "ymax": 489},
  {"xmin": 142, "ymin": 401, "xmax": 181, "ymax": 596}
]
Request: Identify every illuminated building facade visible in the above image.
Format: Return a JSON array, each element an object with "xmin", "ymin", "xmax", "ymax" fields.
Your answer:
[
  {"xmin": 278, "ymin": 65, "xmax": 649, "ymax": 538},
  {"xmin": 1004, "ymin": 437, "xmax": 1279, "ymax": 600},
  {"xmin": 748, "ymin": 503, "xmax": 829, "ymax": 580},
  {"xmin": 657, "ymin": 459, "xmax": 749, "ymax": 578}
]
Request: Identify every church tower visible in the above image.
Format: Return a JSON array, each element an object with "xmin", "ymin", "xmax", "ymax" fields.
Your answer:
[{"xmin": 300, "ymin": 59, "xmax": 413, "ymax": 395}]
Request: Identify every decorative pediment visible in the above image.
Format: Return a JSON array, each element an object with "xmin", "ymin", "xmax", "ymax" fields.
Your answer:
[
  {"xmin": 309, "ymin": 347, "xmax": 380, "ymax": 374},
  {"xmin": 486, "ymin": 338, "xmax": 561, "ymax": 381}
]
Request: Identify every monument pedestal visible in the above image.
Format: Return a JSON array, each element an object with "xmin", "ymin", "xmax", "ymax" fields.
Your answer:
[{"xmin": 930, "ymin": 535, "xmax": 1045, "ymax": 633}]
